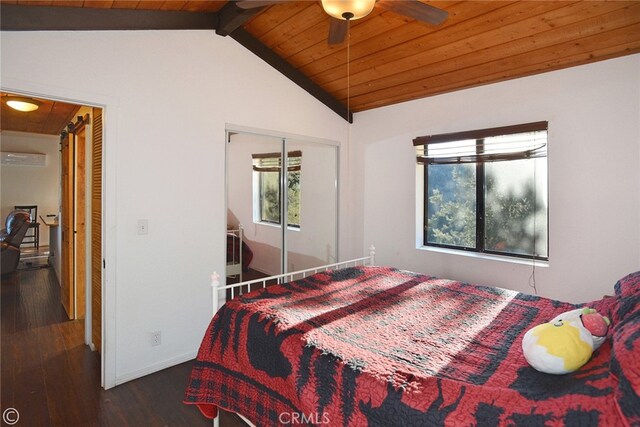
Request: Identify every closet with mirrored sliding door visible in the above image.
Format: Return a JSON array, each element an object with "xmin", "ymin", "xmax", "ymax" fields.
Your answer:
[{"xmin": 226, "ymin": 128, "xmax": 338, "ymax": 281}]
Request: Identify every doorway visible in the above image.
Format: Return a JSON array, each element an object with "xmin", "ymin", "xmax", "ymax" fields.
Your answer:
[
  {"xmin": 59, "ymin": 108, "xmax": 104, "ymax": 354},
  {"xmin": 0, "ymin": 91, "xmax": 105, "ymax": 376}
]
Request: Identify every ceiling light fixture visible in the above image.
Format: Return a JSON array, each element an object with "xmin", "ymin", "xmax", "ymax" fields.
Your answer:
[
  {"xmin": 321, "ymin": 0, "xmax": 376, "ymax": 20},
  {"xmin": 4, "ymin": 96, "xmax": 41, "ymax": 112}
]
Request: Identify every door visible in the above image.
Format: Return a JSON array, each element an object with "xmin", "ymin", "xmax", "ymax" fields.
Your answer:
[
  {"xmin": 60, "ymin": 115, "xmax": 90, "ymax": 321},
  {"xmin": 226, "ymin": 130, "xmax": 338, "ymax": 277},
  {"xmin": 285, "ymin": 139, "xmax": 338, "ymax": 272},
  {"xmin": 227, "ymin": 133, "xmax": 284, "ymax": 276},
  {"xmin": 74, "ymin": 125, "xmax": 87, "ymax": 319},
  {"xmin": 91, "ymin": 108, "xmax": 103, "ymax": 352},
  {"xmin": 61, "ymin": 132, "xmax": 74, "ymax": 319}
]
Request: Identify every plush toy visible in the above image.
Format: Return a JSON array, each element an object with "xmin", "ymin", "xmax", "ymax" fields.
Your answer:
[{"xmin": 522, "ymin": 308, "xmax": 610, "ymax": 375}]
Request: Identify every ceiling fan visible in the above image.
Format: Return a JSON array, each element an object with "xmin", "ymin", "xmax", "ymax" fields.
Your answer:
[{"xmin": 236, "ymin": 0, "xmax": 448, "ymax": 45}]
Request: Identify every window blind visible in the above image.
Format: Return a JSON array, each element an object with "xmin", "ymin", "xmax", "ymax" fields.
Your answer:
[
  {"xmin": 252, "ymin": 150, "xmax": 302, "ymax": 172},
  {"xmin": 414, "ymin": 122, "xmax": 547, "ymax": 165}
]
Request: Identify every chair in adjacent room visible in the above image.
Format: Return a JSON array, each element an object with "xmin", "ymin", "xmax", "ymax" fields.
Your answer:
[
  {"xmin": 14, "ymin": 205, "xmax": 40, "ymax": 250},
  {"xmin": 1, "ymin": 210, "xmax": 31, "ymax": 276}
]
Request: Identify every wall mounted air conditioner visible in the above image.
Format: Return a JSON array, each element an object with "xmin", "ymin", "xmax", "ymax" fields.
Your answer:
[{"xmin": 1, "ymin": 151, "xmax": 47, "ymax": 166}]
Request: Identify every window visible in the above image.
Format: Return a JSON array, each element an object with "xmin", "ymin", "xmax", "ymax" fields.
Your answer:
[
  {"xmin": 415, "ymin": 122, "xmax": 548, "ymax": 260},
  {"xmin": 252, "ymin": 150, "xmax": 301, "ymax": 228}
]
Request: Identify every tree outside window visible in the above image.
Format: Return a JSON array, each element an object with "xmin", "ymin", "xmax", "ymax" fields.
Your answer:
[
  {"xmin": 416, "ymin": 123, "xmax": 548, "ymax": 260},
  {"xmin": 253, "ymin": 151, "xmax": 301, "ymax": 228}
]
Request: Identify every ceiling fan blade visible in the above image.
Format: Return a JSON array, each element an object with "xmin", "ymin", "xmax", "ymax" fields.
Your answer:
[
  {"xmin": 328, "ymin": 17, "xmax": 348, "ymax": 45},
  {"xmin": 378, "ymin": 0, "xmax": 448, "ymax": 25},
  {"xmin": 235, "ymin": 0, "xmax": 285, "ymax": 9}
]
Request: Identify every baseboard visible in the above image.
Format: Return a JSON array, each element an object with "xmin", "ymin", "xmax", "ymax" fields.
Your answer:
[
  {"xmin": 115, "ymin": 350, "xmax": 197, "ymax": 386},
  {"xmin": 250, "ymin": 266, "xmax": 277, "ymax": 276}
]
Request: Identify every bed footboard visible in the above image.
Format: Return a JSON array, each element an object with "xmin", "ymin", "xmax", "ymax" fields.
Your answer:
[
  {"xmin": 209, "ymin": 246, "xmax": 375, "ymax": 426},
  {"xmin": 212, "ymin": 245, "xmax": 375, "ymax": 318}
]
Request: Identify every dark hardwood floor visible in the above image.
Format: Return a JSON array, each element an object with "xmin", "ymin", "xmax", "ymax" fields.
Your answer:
[
  {"xmin": 226, "ymin": 268, "xmax": 270, "ymax": 285},
  {"xmin": 1, "ymin": 266, "xmax": 246, "ymax": 426}
]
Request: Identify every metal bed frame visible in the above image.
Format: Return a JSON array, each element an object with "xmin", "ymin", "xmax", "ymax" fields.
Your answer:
[
  {"xmin": 226, "ymin": 225, "xmax": 243, "ymax": 283},
  {"xmin": 209, "ymin": 246, "xmax": 376, "ymax": 427}
]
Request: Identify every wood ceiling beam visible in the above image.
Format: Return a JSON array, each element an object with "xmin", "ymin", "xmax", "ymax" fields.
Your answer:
[
  {"xmin": 230, "ymin": 28, "xmax": 353, "ymax": 123},
  {"xmin": 216, "ymin": 2, "xmax": 264, "ymax": 37},
  {"xmin": 0, "ymin": 4, "xmax": 217, "ymax": 31}
]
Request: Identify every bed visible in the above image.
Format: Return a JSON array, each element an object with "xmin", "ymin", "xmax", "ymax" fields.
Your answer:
[
  {"xmin": 227, "ymin": 226, "xmax": 253, "ymax": 282},
  {"xmin": 185, "ymin": 254, "xmax": 639, "ymax": 426}
]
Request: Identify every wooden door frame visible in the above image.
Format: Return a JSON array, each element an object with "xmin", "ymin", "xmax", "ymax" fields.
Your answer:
[{"xmin": 1, "ymin": 82, "xmax": 117, "ymax": 389}]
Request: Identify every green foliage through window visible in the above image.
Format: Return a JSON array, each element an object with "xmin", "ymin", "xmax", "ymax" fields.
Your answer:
[
  {"xmin": 253, "ymin": 151, "xmax": 301, "ymax": 228},
  {"xmin": 419, "ymin": 124, "xmax": 548, "ymax": 260},
  {"xmin": 427, "ymin": 164, "xmax": 476, "ymax": 247}
]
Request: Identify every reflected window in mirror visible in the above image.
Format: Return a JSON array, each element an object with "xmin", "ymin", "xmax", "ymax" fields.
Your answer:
[{"xmin": 252, "ymin": 151, "xmax": 301, "ymax": 229}]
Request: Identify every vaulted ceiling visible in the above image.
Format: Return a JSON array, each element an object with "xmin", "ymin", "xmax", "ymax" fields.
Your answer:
[{"xmin": 2, "ymin": 0, "xmax": 640, "ymax": 125}]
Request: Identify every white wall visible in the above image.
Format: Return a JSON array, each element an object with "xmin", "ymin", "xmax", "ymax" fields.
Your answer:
[
  {"xmin": 1, "ymin": 30, "xmax": 349, "ymax": 387},
  {"xmin": 351, "ymin": 54, "xmax": 640, "ymax": 304},
  {"xmin": 0, "ymin": 131, "xmax": 60, "ymax": 246}
]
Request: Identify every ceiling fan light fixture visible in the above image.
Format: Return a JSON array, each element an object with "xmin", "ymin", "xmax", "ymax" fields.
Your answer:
[
  {"xmin": 321, "ymin": 0, "xmax": 376, "ymax": 20},
  {"xmin": 4, "ymin": 96, "xmax": 41, "ymax": 112}
]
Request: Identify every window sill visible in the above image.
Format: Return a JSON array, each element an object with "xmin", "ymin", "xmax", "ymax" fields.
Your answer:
[
  {"xmin": 254, "ymin": 221, "xmax": 301, "ymax": 232},
  {"xmin": 418, "ymin": 245, "xmax": 549, "ymax": 267}
]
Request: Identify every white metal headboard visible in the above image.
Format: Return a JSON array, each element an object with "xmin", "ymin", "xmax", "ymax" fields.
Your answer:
[{"xmin": 211, "ymin": 245, "xmax": 375, "ymax": 316}]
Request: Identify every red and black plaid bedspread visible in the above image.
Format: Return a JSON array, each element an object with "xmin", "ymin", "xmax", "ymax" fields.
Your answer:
[{"xmin": 184, "ymin": 266, "xmax": 626, "ymax": 426}]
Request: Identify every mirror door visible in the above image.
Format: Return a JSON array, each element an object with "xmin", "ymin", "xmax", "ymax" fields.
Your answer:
[
  {"xmin": 284, "ymin": 139, "xmax": 337, "ymax": 272},
  {"xmin": 227, "ymin": 133, "xmax": 283, "ymax": 279},
  {"xmin": 226, "ymin": 130, "xmax": 338, "ymax": 280}
]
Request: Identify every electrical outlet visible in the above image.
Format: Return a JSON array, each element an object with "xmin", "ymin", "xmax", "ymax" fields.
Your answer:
[{"xmin": 150, "ymin": 331, "xmax": 161, "ymax": 347}]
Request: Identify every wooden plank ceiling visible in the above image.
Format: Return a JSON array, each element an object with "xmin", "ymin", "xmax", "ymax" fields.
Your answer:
[
  {"xmin": 1, "ymin": 92, "xmax": 81, "ymax": 135},
  {"xmin": 2, "ymin": 1, "xmax": 640, "ymax": 118}
]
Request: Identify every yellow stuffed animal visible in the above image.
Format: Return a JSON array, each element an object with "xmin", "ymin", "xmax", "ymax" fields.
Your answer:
[{"xmin": 521, "ymin": 308, "xmax": 610, "ymax": 375}]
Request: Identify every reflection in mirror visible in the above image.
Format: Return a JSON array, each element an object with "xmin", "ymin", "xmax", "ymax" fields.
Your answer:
[
  {"xmin": 227, "ymin": 133, "xmax": 283, "ymax": 279},
  {"xmin": 285, "ymin": 139, "xmax": 337, "ymax": 273},
  {"xmin": 226, "ymin": 131, "xmax": 338, "ymax": 282}
]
